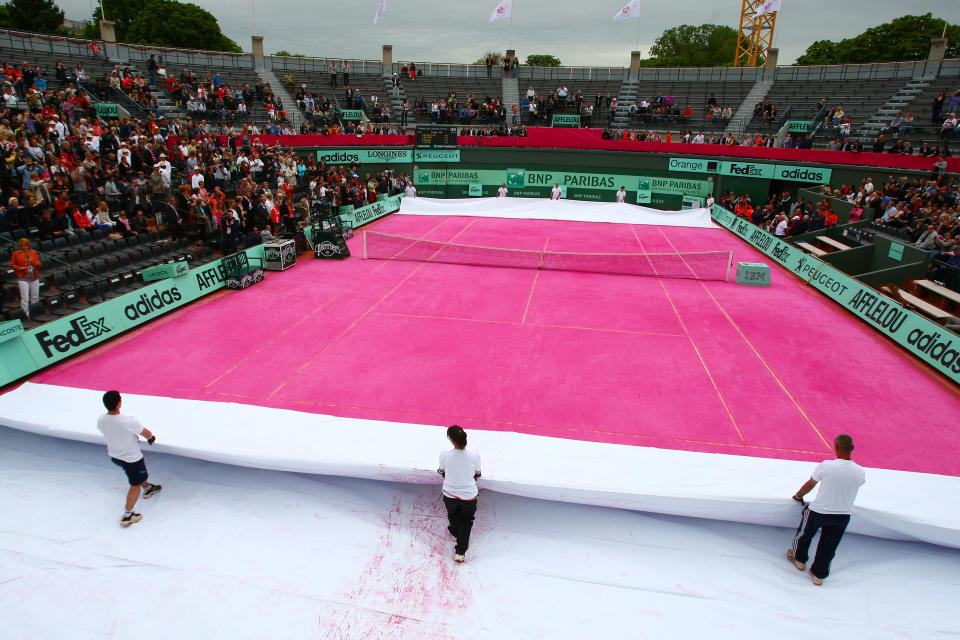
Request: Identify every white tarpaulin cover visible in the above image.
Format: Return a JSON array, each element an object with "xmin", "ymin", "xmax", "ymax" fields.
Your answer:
[
  {"xmin": 0, "ymin": 383, "xmax": 957, "ymax": 549},
  {"xmin": 1, "ymin": 425, "xmax": 958, "ymax": 639},
  {"xmin": 398, "ymin": 197, "xmax": 720, "ymax": 227}
]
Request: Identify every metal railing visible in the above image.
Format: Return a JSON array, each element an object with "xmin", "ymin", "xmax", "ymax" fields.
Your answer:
[
  {"xmin": 0, "ymin": 28, "xmax": 253, "ymax": 69},
  {"xmin": 265, "ymin": 55, "xmax": 382, "ymax": 75},
  {"xmin": 631, "ymin": 66, "xmax": 763, "ymax": 83},
  {"xmin": 2, "ymin": 27, "xmax": 960, "ymax": 84},
  {"xmin": 774, "ymin": 60, "xmax": 933, "ymax": 82}
]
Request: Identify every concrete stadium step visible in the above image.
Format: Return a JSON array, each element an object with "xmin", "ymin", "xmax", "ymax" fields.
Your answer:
[
  {"xmin": 502, "ymin": 75, "xmax": 519, "ymax": 114},
  {"xmin": 725, "ymin": 76, "xmax": 773, "ymax": 138},
  {"xmin": 255, "ymin": 67, "xmax": 303, "ymax": 129}
]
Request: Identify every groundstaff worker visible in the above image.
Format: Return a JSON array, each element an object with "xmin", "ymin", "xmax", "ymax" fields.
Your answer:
[
  {"xmin": 438, "ymin": 425, "xmax": 481, "ymax": 563},
  {"xmin": 97, "ymin": 390, "xmax": 162, "ymax": 527},
  {"xmin": 788, "ymin": 434, "xmax": 865, "ymax": 585},
  {"xmin": 10, "ymin": 237, "xmax": 41, "ymax": 317}
]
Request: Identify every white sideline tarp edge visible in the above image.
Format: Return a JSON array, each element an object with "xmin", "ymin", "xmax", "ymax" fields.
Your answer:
[
  {"xmin": 397, "ymin": 196, "xmax": 720, "ymax": 228},
  {"xmin": 0, "ymin": 382, "xmax": 957, "ymax": 548}
]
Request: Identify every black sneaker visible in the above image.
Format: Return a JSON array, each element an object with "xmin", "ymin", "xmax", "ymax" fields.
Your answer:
[
  {"xmin": 120, "ymin": 512, "xmax": 142, "ymax": 527},
  {"xmin": 143, "ymin": 484, "xmax": 162, "ymax": 499}
]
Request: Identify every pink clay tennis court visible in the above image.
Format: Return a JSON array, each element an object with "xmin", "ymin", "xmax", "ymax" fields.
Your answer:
[{"xmin": 30, "ymin": 212, "xmax": 960, "ymax": 477}]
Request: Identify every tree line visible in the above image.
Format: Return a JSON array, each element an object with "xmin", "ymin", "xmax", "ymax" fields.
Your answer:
[{"xmin": 0, "ymin": 0, "xmax": 239, "ymax": 52}]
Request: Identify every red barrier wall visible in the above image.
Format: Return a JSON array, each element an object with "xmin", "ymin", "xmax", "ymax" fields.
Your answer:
[{"xmin": 169, "ymin": 128, "xmax": 958, "ymax": 173}]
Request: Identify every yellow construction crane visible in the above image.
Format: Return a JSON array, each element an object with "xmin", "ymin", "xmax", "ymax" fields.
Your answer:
[{"xmin": 734, "ymin": 0, "xmax": 777, "ymax": 67}]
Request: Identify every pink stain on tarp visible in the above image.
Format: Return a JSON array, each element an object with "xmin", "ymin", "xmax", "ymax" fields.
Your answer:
[
  {"xmin": 317, "ymin": 487, "xmax": 485, "ymax": 638},
  {"xmin": 30, "ymin": 214, "xmax": 960, "ymax": 475}
]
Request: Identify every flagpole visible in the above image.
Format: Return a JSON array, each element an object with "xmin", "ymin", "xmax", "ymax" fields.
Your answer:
[
  {"xmin": 510, "ymin": 7, "xmax": 514, "ymax": 50},
  {"xmin": 772, "ymin": 3, "xmax": 781, "ymax": 56},
  {"xmin": 251, "ymin": 0, "xmax": 257, "ymax": 35},
  {"xmin": 635, "ymin": 12, "xmax": 641, "ymax": 51}
]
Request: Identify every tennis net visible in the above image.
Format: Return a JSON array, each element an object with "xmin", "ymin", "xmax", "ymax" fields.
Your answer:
[{"xmin": 362, "ymin": 231, "xmax": 733, "ymax": 281}]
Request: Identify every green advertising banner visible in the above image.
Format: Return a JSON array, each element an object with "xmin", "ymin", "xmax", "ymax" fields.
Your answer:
[
  {"xmin": 94, "ymin": 102, "xmax": 118, "ymax": 118},
  {"xmin": 317, "ymin": 149, "xmax": 413, "ymax": 164},
  {"xmin": 669, "ymin": 157, "xmax": 831, "ymax": 184},
  {"xmin": 681, "ymin": 196, "xmax": 704, "ymax": 209},
  {"xmin": 667, "ymin": 157, "xmax": 718, "ymax": 173},
  {"xmin": 0, "ymin": 319, "xmax": 24, "ymax": 345},
  {"xmin": 721, "ymin": 160, "xmax": 777, "ymax": 180},
  {"xmin": 468, "ymin": 183, "xmax": 483, "ymax": 197},
  {"xmin": 712, "ymin": 206, "xmax": 960, "ymax": 384},
  {"xmin": 338, "ymin": 194, "xmax": 402, "ymax": 229},
  {"xmin": 340, "ymin": 109, "xmax": 364, "ymax": 120},
  {"xmin": 888, "ymin": 243, "xmax": 904, "ymax": 261},
  {"xmin": 772, "ymin": 164, "xmax": 832, "ymax": 183},
  {"xmin": 414, "ymin": 149, "xmax": 461, "ymax": 163},
  {"xmin": 552, "ymin": 114, "xmax": 581, "ymax": 127},
  {"xmin": 506, "ymin": 168, "xmax": 525, "ymax": 188},
  {"xmin": 2, "ymin": 246, "xmax": 265, "ymax": 384},
  {"xmin": 637, "ymin": 178, "xmax": 652, "ymax": 204},
  {"xmin": 640, "ymin": 176, "xmax": 713, "ymax": 198},
  {"xmin": 416, "ymin": 168, "xmax": 505, "ymax": 186},
  {"xmin": 142, "ymin": 261, "xmax": 190, "ymax": 282},
  {"xmin": 786, "ymin": 121, "xmax": 813, "ymax": 133},
  {"xmin": 24, "ymin": 300, "xmax": 129, "ymax": 368},
  {"xmin": 423, "ymin": 168, "xmax": 712, "ymax": 196}
]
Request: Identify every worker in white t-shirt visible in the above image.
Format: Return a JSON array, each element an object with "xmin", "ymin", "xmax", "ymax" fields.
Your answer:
[
  {"xmin": 497, "ymin": 183, "xmax": 508, "ymax": 198},
  {"xmin": 705, "ymin": 194, "xmax": 715, "ymax": 209},
  {"xmin": 404, "ymin": 183, "xmax": 417, "ymax": 198},
  {"xmin": 438, "ymin": 425, "xmax": 482, "ymax": 563},
  {"xmin": 788, "ymin": 434, "xmax": 865, "ymax": 585},
  {"xmin": 550, "ymin": 183, "xmax": 562, "ymax": 200},
  {"xmin": 616, "ymin": 186, "xmax": 627, "ymax": 203},
  {"xmin": 95, "ymin": 390, "xmax": 162, "ymax": 527}
]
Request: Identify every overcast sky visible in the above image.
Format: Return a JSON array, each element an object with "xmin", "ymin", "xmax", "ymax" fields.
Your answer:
[{"xmin": 56, "ymin": 0, "xmax": 956, "ymax": 66}]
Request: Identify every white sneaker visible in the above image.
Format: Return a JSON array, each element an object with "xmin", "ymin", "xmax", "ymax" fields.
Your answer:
[
  {"xmin": 120, "ymin": 512, "xmax": 142, "ymax": 527},
  {"xmin": 454, "ymin": 554, "xmax": 465, "ymax": 563}
]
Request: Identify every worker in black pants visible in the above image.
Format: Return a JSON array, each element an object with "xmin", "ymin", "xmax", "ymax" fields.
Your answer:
[
  {"xmin": 788, "ymin": 434, "xmax": 866, "ymax": 586},
  {"xmin": 438, "ymin": 425, "xmax": 481, "ymax": 563}
]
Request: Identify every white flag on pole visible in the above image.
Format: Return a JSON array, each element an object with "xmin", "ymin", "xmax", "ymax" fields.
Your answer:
[
  {"xmin": 612, "ymin": 0, "xmax": 642, "ymax": 21},
  {"xmin": 755, "ymin": 0, "xmax": 781, "ymax": 16},
  {"xmin": 374, "ymin": 0, "xmax": 386, "ymax": 24},
  {"xmin": 490, "ymin": 0, "xmax": 512, "ymax": 21}
]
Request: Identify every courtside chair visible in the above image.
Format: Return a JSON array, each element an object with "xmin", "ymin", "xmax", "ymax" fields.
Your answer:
[
  {"xmin": 46, "ymin": 295, "xmax": 70, "ymax": 317},
  {"xmin": 82, "ymin": 283, "xmax": 103, "ymax": 305},
  {"xmin": 28, "ymin": 301, "xmax": 55, "ymax": 324},
  {"xmin": 62, "ymin": 289, "xmax": 86, "ymax": 312}
]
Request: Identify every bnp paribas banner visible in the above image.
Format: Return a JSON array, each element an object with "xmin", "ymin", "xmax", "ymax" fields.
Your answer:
[
  {"xmin": 415, "ymin": 168, "xmax": 713, "ymax": 204},
  {"xmin": 712, "ymin": 206, "xmax": 960, "ymax": 384}
]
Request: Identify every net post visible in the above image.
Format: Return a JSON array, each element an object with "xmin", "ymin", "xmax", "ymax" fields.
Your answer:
[
  {"xmin": 362, "ymin": 230, "xmax": 367, "ymax": 259},
  {"xmin": 725, "ymin": 251, "xmax": 733, "ymax": 281}
]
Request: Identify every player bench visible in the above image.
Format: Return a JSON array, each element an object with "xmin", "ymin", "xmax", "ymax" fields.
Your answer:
[
  {"xmin": 794, "ymin": 241, "xmax": 828, "ymax": 257},
  {"xmin": 896, "ymin": 288, "xmax": 959, "ymax": 324},
  {"xmin": 816, "ymin": 236, "xmax": 853, "ymax": 252},
  {"xmin": 914, "ymin": 279, "xmax": 960, "ymax": 312}
]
